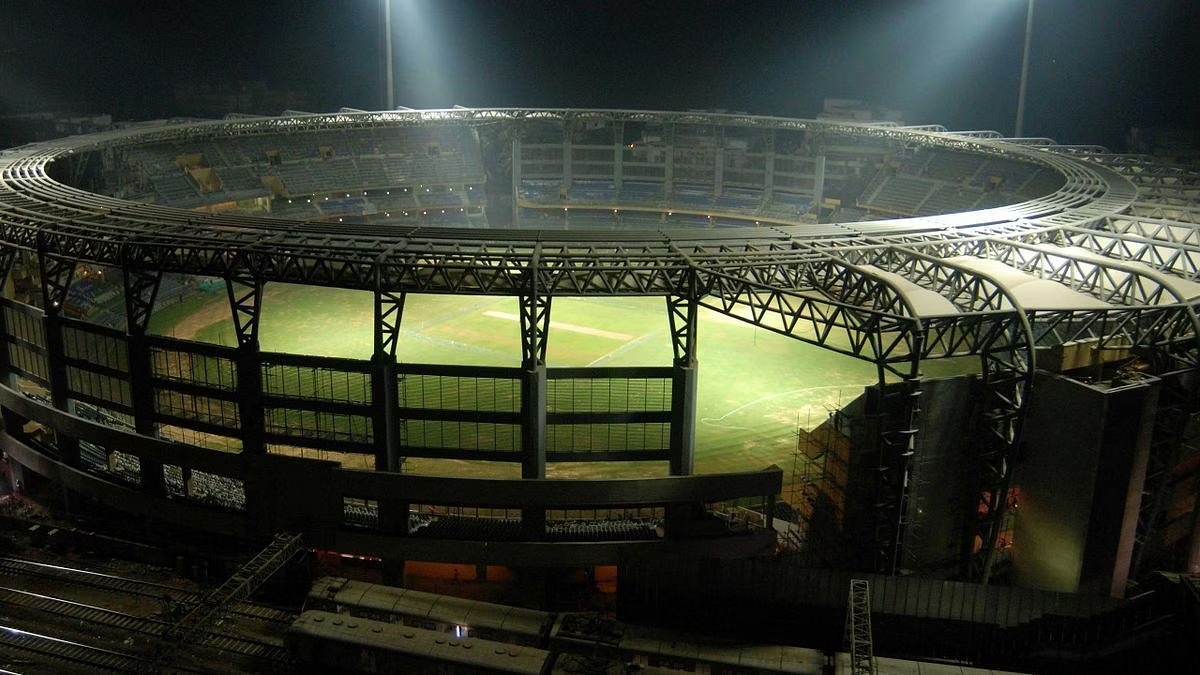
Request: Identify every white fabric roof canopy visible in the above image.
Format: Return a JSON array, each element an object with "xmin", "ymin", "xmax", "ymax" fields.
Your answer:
[{"xmin": 943, "ymin": 256, "xmax": 1111, "ymax": 310}]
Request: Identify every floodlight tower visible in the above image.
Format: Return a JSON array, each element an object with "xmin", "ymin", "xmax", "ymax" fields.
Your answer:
[
  {"xmin": 1014, "ymin": 0, "xmax": 1034, "ymax": 137},
  {"xmin": 383, "ymin": 0, "xmax": 395, "ymax": 110}
]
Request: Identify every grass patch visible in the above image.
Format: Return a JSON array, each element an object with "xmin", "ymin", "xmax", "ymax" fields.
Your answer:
[{"xmin": 159, "ymin": 285, "xmax": 969, "ymax": 479}]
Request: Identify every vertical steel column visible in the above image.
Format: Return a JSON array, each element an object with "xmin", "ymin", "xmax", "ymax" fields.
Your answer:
[
  {"xmin": 123, "ymin": 265, "xmax": 165, "ymax": 494},
  {"xmin": 38, "ymin": 246, "xmax": 79, "ymax": 466},
  {"xmin": 0, "ymin": 247, "xmax": 25, "ymax": 439},
  {"xmin": 1131, "ymin": 370, "xmax": 1194, "ymax": 579},
  {"xmin": 519, "ymin": 250, "xmax": 550, "ymax": 540},
  {"xmin": 0, "ymin": 246, "xmax": 15, "ymax": 385},
  {"xmin": 890, "ymin": 340, "xmax": 923, "ymax": 575},
  {"xmin": 226, "ymin": 275, "xmax": 265, "ymax": 455},
  {"xmin": 1189, "ymin": 481, "xmax": 1200, "ymax": 574},
  {"xmin": 871, "ymin": 377, "xmax": 922, "ymax": 575},
  {"xmin": 969, "ymin": 315, "xmax": 1033, "ymax": 584},
  {"xmin": 373, "ymin": 284, "xmax": 409, "ymax": 566},
  {"xmin": 519, "ymin": 286, "xmax": 550, "ymax": 480},
  {"xmin": 667, "ymin": 269, "xmax": 699, "ymax": 476},
  {"xmin": 373, "ymin": 288, "xmax": 405, "ymax": 473}
]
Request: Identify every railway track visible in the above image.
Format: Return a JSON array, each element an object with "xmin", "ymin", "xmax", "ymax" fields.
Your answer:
[
  {"xmin": 0, "ymin": 556, "xmax": 295, "ymax": 624},
  {"xmin": 0, "ymin": 623, "xmax": 158, "ymax": 674},
  {"xmin": 0, "ymin": 585, "xmax": 166, "ymax": 636},
  {"xmin": 0, "ymin": 557, "xmax": 294, "ymax": 672},
  {"xmin": 0, "ymin": 556, "xmax": 192, "ymax": 599}
]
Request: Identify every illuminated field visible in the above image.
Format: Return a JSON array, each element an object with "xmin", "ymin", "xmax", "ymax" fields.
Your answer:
[{"xmin": 148, "ymin": 285, "xmax": 971, "ymax": 480}]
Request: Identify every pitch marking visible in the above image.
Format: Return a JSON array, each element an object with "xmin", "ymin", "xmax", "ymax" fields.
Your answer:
[
  {"xmin": 700, "ymin": 385, "xmax": 856, "ymax": 430},
  {"xmin": 482, "ymin": 311, "xmax": 633, "ymax": 341}
]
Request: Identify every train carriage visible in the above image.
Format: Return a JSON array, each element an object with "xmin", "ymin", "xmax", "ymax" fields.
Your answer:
[
  {"xmin": 287, "ymin": 610, "xmax": 553, "ymax": 674},
  {"xmin": 306, "ymin": 576, "xmax": 554, "ymax": 646},
  {"xmin": 289, "ymin": 604, "xmax": 1027, "ymax": 674}
]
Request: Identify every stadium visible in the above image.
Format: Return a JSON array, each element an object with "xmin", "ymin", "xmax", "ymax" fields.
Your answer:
[{"xmin": 1, "ymin": 106, "xmax": 1198, "ymax": 666}]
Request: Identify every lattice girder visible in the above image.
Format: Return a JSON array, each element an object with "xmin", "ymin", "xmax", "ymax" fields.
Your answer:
[
  {"xmin": 37, "ymin": 249, "xmax": 76, "ymax": 313},
  {"xmin": 981, "ymin": 239, "xmax": 1181, "ymax": 307},
  {"xmin": 804, "ymin": 259, "xmax": 918, "ymax": 317},
  {"xmin": 121, "ymin": 267, "xmax": 162, "ymax": 334},
  {"xmin": 1128, "ymin": 204, "xmax": 1200, "ymax": 225},
  {"xmin": 880, "ymin": 239, "xmax": 1200, "ymax": 365},
  {"xmin": 225, "ymin": 276, "xmax": 263, "ymax": 348},
  {"xmin": 0, "ymin": 245, "xmax": 15, "ymax": 288},
  {"xmin": 696, "ymin": 266, "xmax": 921, "ymax": 365},
  {"xmin": 519, "ymin": 292, "xmax": 551, "ymax": 368},
  {"xmin": 1062, "ymin": 221, "xmax": 1200, "ymax": 280},
  {"xmin": 8, "ymin": 105, "xmax": 1200, "ymax": 579},
  {"xmin": 666, "ymin": 268, "xmax": 700, "ymax": 366},
  {"xmin": 833, "ymin": 245, "xmax": 1019, "ymax": 315},
  {"xmin": 374, "ymin": 289, "xmax": 406, "ymax": 358}
]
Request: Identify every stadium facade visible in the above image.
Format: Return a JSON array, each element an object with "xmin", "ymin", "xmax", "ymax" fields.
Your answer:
[{"xmin": 0, "ymin": 108, "xmax": 1197, "ymax": 597}]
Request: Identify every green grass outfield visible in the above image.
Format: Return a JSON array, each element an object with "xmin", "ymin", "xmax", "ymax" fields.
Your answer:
[{"xmin": 150, "ymin": 284, "xmax": 975, "ymax": 479}]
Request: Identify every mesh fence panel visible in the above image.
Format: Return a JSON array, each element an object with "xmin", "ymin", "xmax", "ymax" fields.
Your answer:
[
  {"xmin": 62, "ymin": 325, "xmax": 128, "ymax": 372},
  {"xmin": 155, "ymin": 390, "xmax": 239, "ymax": 428},
  {"xmin": 265, "ymin": 407, "xmax": 372, "ymax": 443},
  {"xmin": 67, "ymin": 365, "xmax": 132, "ymax": 409},
  {"xmin": 547, "ymin": 376, "xmax": 671, "ymax": 413},
  {"xmin": 547, "ymin": 422, "xmax": 669, "ymax": 453},
  {"xmin": 406, "ymin": 419, "xmax": 520, "ymax": 453},
  {"xmin": 400, "ymin": 373, "xmax": 520, "ymax": 412},
  {"xmin": 263, "ymin": 363, "xmax": 371, "ymax": 404},
  {"xmin": 4, "ymin": 305, "xmax": 45, "ymax": 347},
  {"xmin": 7, "ymin": 341, "xmax": 48, "ymax": 384},
  {"xmin": 151, "ymin": 346, "xmax": 237, "ymax": 390}
]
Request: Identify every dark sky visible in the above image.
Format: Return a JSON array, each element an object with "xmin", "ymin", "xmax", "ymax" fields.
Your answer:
[{"xmin": 1, "ymin": 0, "xmax": 1196, "ymax": 149}]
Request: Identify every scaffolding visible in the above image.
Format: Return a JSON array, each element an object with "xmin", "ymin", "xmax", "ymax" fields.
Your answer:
[{"xmin": 787, "ymin": 407, "xmax": 853, "ymax": 566}]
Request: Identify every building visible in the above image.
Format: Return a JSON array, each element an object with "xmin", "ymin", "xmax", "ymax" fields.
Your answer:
[{"xmin": 0, "ymin": 109, "xmax": 1196, "ymax": 606}]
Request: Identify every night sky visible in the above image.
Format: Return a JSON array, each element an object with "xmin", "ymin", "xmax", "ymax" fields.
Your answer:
[{"xmin": 1, "ymin": 0, "xmax": 1196, "ymax": 150}]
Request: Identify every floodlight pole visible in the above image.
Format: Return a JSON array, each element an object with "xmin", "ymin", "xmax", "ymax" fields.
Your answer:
[
  {"xmin": 384, "ymin": 0, "xmax": 395, "ymax": 110},
  {"xmin": 1014, "ymin": 0, "xmax": 1034, "ymax": 138}
]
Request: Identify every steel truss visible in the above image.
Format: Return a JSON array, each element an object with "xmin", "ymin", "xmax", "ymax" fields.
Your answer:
[
  {"xmin": 1061, "ymin": 219, "xmax": 1200, "ymax": 279},
  {"xmin": 812, "ymin": 245, "xmax": 1036, "ymax": 579},
  {"xmin": 846, "ymin": 578, "xmax": 875, "ymax": 675},
  {"xmin": 225, "ymin": 276, "xmax": 262, "ymax": 348},
  {"xmin": 373, "ymin": 289, "xmax": 405, "ymax": 358},
  {"xmin": 2, "ymin": 107, "xmax": 1198, "ymax": 581},
  {"xmin": 148, "ymin": 532, "xmax": 302, "ymax": 673}
]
